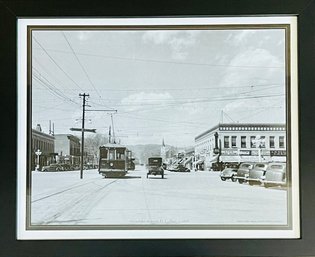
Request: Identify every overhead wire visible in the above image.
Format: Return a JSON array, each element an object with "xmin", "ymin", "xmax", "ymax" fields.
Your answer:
[
  {"xmin": 32, "ymin": 56, "xmax": 79, "ymax": 96},
  {"xmin": 33, "ymin": 70, "xmax": 81, "ymax": 107},
  {"xmin": 32, "ymin": 36, "xmax": 84, "ymax": 92},
  {"xmin": 32, "ymin": 47, "xmax": 284, "ymax": 69},
  {"xmin": 61, "ymin": 32, "xmax": 102, "ymax": 98}
]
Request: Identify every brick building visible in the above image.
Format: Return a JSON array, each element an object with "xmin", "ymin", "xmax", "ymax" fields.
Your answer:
[
  {"xmin": 54, "ymin": 134, "xmax": 81, "ymax": 165},
  {"xmin": 31, "ymin": 124, "xmax": 55, "ymax": 170}
]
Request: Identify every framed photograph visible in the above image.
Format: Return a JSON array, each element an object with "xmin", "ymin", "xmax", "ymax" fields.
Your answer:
[{"xmin": 17, "ymin": 16, "xmax": 299, "ymax": 240}]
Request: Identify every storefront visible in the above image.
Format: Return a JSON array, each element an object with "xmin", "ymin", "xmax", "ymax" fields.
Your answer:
[{"xmin": 195, "ymin": 123, "xmax": 286, "ymax": 170}]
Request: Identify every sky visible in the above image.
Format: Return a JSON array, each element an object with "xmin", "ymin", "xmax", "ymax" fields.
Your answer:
[{"xmin": 31, "ymin": 28, "xmax": 286, "ymax": 147}]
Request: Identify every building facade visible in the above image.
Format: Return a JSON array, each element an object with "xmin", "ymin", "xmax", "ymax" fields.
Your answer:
[
  {"xmin": 54, "ymin": 134, "xmax": 81, "ymax": 165},
  {"xmin": 195, "ymin": 123, "xmax": 286, "ymax": 171},
  {"xmin": 31, "ymin": 124, "xmax": 55, "ymax": 170}
]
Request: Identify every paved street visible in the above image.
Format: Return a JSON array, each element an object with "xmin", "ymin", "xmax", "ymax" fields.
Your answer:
[{"xmin": 31, "ymin": 165, "xmax": 288, "ymax": 226}]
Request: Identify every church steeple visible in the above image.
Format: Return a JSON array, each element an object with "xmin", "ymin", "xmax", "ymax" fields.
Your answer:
[{"xmin": 161, "ymin": 138, "xmax": 166, "ymax": 159}]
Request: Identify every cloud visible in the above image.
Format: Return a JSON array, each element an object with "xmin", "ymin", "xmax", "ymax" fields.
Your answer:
[
  {"xmin": 77, "ymin": 31, "xmax": 93, "ymax": 41},
  {"xmin": 219, "ymin": 48, "xmax": 284, "ymax": 90},
  {"xmin": 226, "ymin": 30, "xmax": 256, "ymax": 45},
  {"xmin": 142, "ymin": 31, "xmax": 198, "ymax": 60},
  {"xmin": 229, "ymin": 48, "xmax": 283, "ymax": 68},
  {"xmin": 176, "ymin": 100, "xmax": 207, "ymax": 115},
  {"xmin": 121, "ymin": 92, "xmax": 173, "ymax": 112},
  {"xmin": 217, "ymin": 47, "xmax": 285, "ymax": 123}
]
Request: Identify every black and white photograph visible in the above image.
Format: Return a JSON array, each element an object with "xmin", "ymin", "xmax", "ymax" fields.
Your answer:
[{"xmin": 17, "ymin": 17, "xmax": 299, "ymax": 239}]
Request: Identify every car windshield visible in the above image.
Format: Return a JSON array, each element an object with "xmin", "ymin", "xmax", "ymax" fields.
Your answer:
[
  {"xmin": 240, "ymin": 164, "xmax": 251, "ymax": 168},
  {"xmin": 149, "ymin": 158, "xmax": 162, "ymax": 165},
  {"xmin": 255, "ymin": 164, "xmax": 266, "ymax": 168}
]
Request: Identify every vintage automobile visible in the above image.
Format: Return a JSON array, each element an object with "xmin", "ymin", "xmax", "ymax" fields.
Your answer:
[
  {"xmin": 262, "ymin": 163, "xmax": 287, "ymax": 188},
  {"xmin": 59, "ymin": 163, "xmax": 73, "ymax": 171},
  {"xmin": 247, "ymin": 163, "xmax": 268, "ymax": 186},
  {"xmin": 171, "ymin": 164, "xmax": 190, "ymax": 172},
  {"xmin": 235, "ymin": 162, "xmax": 255, "ymax": 184},
  {"xmin": 147, "ymin": 157, "xmax": 164, "ymax": 178},
  {"xmin": 220, "ymin": 168, "xmax": 238, "ymax": 182},
  {"xmin": 41, "ymin": 163, "xmax": 64, "ymax": 172}
]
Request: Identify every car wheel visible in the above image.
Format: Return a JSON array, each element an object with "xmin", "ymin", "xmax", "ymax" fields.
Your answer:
[
  {"xmin": 238, "ymin": 179, "xmax": 244, "ymax": 184},
  {"xmin": 162, "ymin": 173, "xmax": 164, "ymax": 179},
  {"xmin": 220, "ymin": 177, "xmax": 226, "ymax": 181},
  {"xmin": 231, "ymin": 176, "xmax": 237, "ymax": 182}
]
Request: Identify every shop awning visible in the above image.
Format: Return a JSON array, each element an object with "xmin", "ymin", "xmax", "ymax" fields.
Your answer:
[
  {"xmin": 209, "ymin": 154, "xmax": 219, "ymax": 162},
  {"xmin": 183, "ymin": 156, "xmax": 193, "ymax": 165},
  {"xmin": 220, "ymin": 156, "xmax": 240, "ymax": 162},
  {"xmin": 195, "ymin": 159, "xmax": 204, "ymax": 165}
]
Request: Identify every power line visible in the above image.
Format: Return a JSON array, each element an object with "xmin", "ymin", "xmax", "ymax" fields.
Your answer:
[
  {"xmin": 29, "ymin": 83, "xmax": 283, "ymax": 92},
  {"xmin": 33, "ymin": 70, "xmax": 81, "ymax": 107},
  {"xmin": 33, "ymin": 47, "xmax": 284, "ymax": 69},
  {"xmin": 32, "ymin": 56, "xmax": 79, "ymax": 96},
  {"xmin": 113, "ymin": 93, "xmax": 285, "ymax": 111},
  {"xmin": 32, "ymin": 36, "xmax": 84, "ymax": 91},
  {"xmin": 62, "ymin": 32, "xmax": 102, "ymax": 98}
]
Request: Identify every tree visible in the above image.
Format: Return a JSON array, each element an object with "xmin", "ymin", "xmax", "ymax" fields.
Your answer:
[{"xmin": 84, "ymin": 134, "xmax": 109, "ymax": 163}]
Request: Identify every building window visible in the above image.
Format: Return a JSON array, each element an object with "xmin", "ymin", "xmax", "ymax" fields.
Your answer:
[
  {"xmin": 224, "ymin": 136, "xmax": 229, "ymax": 148},
  {"xmin": 270, "ymin": 136, "xmax": 275, "ymax": 148},
  {"xmin": 231, "ymin": 136, "xmax": 237, "ymax": 147},
  {"xmin": 279, "ymin": 136, "xmax": 285, "ymax": 148},
  {"xmin": 241, "ymin": 136, "xmax": 246, "ymax": 148},
  {"xmin": 250, "ymin": 136, "xmax": 256, "ymax": 148},
  {"xmin": 260, "ymin": 136, "xmax": 266, "ymax": 148}
]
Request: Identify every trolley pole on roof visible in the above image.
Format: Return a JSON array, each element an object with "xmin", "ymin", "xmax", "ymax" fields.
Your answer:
[
  {"xmin": 74, "ymin": 101, "xmax": 117, "ymax": 179},
  {"xmin": 79, "ymin": 93, "xmax": 89, "ymax": 179}
]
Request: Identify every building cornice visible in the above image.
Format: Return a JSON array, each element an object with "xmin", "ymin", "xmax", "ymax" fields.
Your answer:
[
  {"xmin": 195, "ymin": 123, "xmax": 286, "ymax": 141},
  {"xmin": 32, "ymin": 129, "xmax": 54, "ymax": 140}
]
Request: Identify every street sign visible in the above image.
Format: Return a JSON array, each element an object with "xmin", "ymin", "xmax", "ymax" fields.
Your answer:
[{"xmin": 70, "ymin": 128, "xmax": 96, "ymax": 133}]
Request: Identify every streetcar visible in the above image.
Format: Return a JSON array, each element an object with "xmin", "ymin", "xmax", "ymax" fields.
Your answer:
[{"xmin": 98, "ymin": 143, "xmax": 128, "ymax": 178}]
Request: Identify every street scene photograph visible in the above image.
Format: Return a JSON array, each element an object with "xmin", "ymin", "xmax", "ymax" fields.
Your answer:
[{"xmin": 28, "ymin": 24, "xmax": 292, "ymax": 229}]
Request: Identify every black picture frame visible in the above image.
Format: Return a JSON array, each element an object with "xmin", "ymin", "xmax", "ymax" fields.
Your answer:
[{"xmin": 1, "ymin": 0, "xmax": 315, "ymax": 256}]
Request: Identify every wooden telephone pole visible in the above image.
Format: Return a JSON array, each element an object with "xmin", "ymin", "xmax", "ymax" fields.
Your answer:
[{"xmin": 79, "ymin": 93, "xmax": 89, "ymax": 179}]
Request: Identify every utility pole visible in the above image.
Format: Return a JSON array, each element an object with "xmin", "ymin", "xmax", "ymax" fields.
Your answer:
[
  {"xmin": 73, "ymin": 108, "xmax": 116, "ymax": 178},
  {"xmin": 79, "ymin": 93, "xmax": 89, "ymax": 179}
]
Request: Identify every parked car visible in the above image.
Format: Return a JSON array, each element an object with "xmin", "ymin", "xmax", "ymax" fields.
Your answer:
[
  {"xmin": 147, "ymin": 157, "xmax": 164, "ymax": 178},
  {"xmin": 83, "ymin": 164, "xmax": 94, "ymax": 170},
  {"xmin": 72, "ymin": 165, "xmax": 80, "ymax": 170},
  {"xmin": 41, "ymin": 164, "xmax": 64, "ymax": 172},
  {"xmin": 220, "ymin": 168, "xmax": 238, "ymax": 182},
  {"xmin": 236, "ymin": 162, "xmax": 254, "ymax": 184},
  {"xmin": 247, "ymin": 163, "xmax": 268, "ymax": 186},
  {"xmin": 172, "ymin": 164, "xmax": 190, "ymax": 172},
  {"xmin": 262, "ymin": 163, "xmax": 287, "ymax": 188},
  {"xmin": 59, "ymin": 163, "xmax": 73, "ymax": 171}
]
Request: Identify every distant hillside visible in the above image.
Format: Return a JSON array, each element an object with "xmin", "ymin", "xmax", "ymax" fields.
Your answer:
[
  {"xmin": 127, "ymin": 144, "xmax": 178, "ymax": 164},
  {"xmin": 126, "ymin": 144, "xmax": 161, "ymax": 164}
]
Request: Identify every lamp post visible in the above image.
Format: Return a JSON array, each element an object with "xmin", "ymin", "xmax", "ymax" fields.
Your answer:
[
  {"xmin": 253, "ymin": 135, "xmax": 265, "ymax": 162},
  {"xmin": 35, "ymin": 149, "xmax": 42, "ymax": 171}
]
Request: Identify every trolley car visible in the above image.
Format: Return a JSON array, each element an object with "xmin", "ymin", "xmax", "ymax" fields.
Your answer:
[{"xmin": 98, "ymin": 143, "xmax": 128, "ymax": 178}]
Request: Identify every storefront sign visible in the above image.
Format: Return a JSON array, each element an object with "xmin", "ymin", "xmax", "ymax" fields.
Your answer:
[
  {"xmin": 270, "ymin": 150, "xmax": 287, "ymax": 156},
  {"xmin": 238, "ymin": 150, "xmax": 251, "ymax": 156}
]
